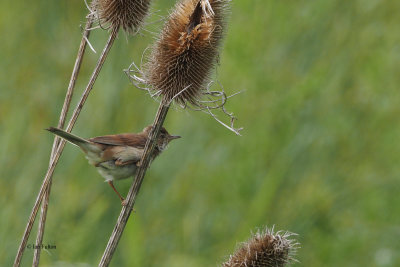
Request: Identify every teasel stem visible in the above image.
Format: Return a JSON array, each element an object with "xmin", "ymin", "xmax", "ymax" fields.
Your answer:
[
  {"xmin": 13, "ymin": 16, "xmax": 93, "ymax": 267},
  {"xmin": 14, "ymin": 24, "xmax": 119, "ymax": 267},
  {"xmin": 99, "ymin": 97, "xmax": 170, "ymax": 267},
  {"xmin": 31, "ymin": 16, "xmax": 95, "ymax": 267},
  {"xmin": 32, "ymin": 179, "xmax": 52, "ymax": 267}
]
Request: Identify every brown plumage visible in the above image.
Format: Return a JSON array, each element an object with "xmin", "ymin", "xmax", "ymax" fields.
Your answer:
[
  {"xmin": 92, "ymin": 0, "xmax": 151, "ymax": 33},
  {"xmin": 143, "ymin": 0, "xmax": 230, "ymax": 105},
  {"xmin": 90, "ymin": 133, "xmax": 147, "ymax": 149},
  {"xmin": 47, "ymin": 125, "xmax": 180, "ymax": 204}
]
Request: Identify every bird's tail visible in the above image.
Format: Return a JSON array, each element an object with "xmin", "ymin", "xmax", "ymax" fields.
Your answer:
[{"xmin": 47, "ymin": 127, "xmax": 91, "ymax": 149}]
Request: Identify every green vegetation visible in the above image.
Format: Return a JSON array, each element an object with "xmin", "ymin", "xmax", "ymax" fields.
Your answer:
[{"xmin": 1, "ymin": 0, "xmax": 399, "ymax": 266}]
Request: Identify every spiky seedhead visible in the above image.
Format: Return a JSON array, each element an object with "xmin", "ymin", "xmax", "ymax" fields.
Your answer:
[
  {"xmin": 92, "ymin": 0, "xmax": 151, "ymax": 33},
  {"xmin": 223, "ymin": 227, "xmax": 299, "ymax": 267},
  {"xmin": 144, "ymin": 0, "xmax": 230, "ymax": 105}
]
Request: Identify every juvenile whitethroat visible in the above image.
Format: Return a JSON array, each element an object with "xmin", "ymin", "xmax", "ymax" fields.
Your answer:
[{"xmin": 47, "ymin": 126, "xmax": 180, "ymax": 205}]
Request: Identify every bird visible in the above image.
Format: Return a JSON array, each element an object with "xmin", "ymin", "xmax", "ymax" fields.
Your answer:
[{"xmin": 47, "ymin": 125, "xmax": 180, "ymax": 205}]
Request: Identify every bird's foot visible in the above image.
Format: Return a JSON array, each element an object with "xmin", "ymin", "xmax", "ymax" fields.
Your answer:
[{"xmin": 121, "ymin": 199, "xmax": 136, "ymax": 212}]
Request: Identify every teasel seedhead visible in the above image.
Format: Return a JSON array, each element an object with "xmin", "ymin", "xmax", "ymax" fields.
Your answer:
[
  {"xmin": 127, "ymin": 0, "xmax": 242, "ymax": 135},
  {"xmin": 143, "ymin": 0, "xmax": 230, "ymax": 105},
  {"xmin": 91, "ymin": 0, "xmax": 151, "ymax": 33},
  {"xmin": 222, "ymin": 227, "xmax": 299, "ymax": 267}
]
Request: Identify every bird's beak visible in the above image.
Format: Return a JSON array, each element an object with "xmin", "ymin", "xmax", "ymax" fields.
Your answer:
[{"xmin": 169, "ymin": 135, "xmax": 181, "ymax": 140}]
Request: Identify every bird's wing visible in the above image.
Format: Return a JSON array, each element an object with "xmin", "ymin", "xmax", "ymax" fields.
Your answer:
[
  {"xmin": 115, "ymin": 146, "xmax": 143, "ymax": 166},
  {"xmin": 101, "ymin": 145, "xmax": 143, "ymax": 166},
  {"xmin": 90, "ymin": 134, "xmax": 147, "ymax": 148}
]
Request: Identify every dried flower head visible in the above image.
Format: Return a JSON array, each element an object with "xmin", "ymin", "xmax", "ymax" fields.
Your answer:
[
  {"xmin": 223, "ymin": 227, "xmax": 299, "ymax": 267},
  {"xmin": 126, "ymin": 0, "xmax": 242, "ymax": 135},
  {"xmin": 92, "ymin": 0, "xmax": 151, "ymax": 33},
  {"xmin": 143, "ymin": 0, "xmax": 230, "ymax": 105}
]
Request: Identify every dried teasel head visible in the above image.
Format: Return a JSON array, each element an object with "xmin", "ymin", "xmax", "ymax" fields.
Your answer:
[
  {"xmin": 223, "ymin": 227, "xmax": 299, "ymax": 267},
  {"xmin": 91, "ymin": 0, "xmax": 151, "ymax": 33},
  {"xmin": 127, "ymin": 0, "xmax": 242, "ymax": 135},
  {"xmin": 143, "ymin": 0, "xmax": 230, "ymax": 105}
]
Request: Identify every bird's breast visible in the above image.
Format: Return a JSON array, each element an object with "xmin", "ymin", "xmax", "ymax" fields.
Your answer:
[{"xmin": 96, "ymin": 162, "xmax": 137, "ymax": 181}]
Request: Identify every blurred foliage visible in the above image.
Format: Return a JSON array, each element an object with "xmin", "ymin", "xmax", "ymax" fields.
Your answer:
[{"xmin": 1, "ymin": 0, "xmax": 400, "ymax": 266}]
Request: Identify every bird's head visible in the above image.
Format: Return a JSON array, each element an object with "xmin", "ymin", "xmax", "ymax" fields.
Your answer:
[{"xmin": 142, "ymin": 125, "xmax": 181, "ymax": 151}]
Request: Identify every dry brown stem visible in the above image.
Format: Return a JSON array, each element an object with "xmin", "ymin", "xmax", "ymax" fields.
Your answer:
[
  {"xmin": 99, "ymin": 98, "xmax": 170, "ymax": 267},
  {"xmin": 14, "ymin": 25, "xmax": 119, "ymax": 267},
  {"xmin": 31, "ymin": 16, "xmax": 95, "ymax": 267}
]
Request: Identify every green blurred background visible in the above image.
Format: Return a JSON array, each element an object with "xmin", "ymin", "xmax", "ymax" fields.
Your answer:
[{"xmin": 1, "ymin": 0, "xmax": 400, "ymax": 266}]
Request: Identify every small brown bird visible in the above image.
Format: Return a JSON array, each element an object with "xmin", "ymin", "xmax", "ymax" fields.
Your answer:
[{"xmin": 47, "ymin": 126, "xmax": 180, "ymax": 205}]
